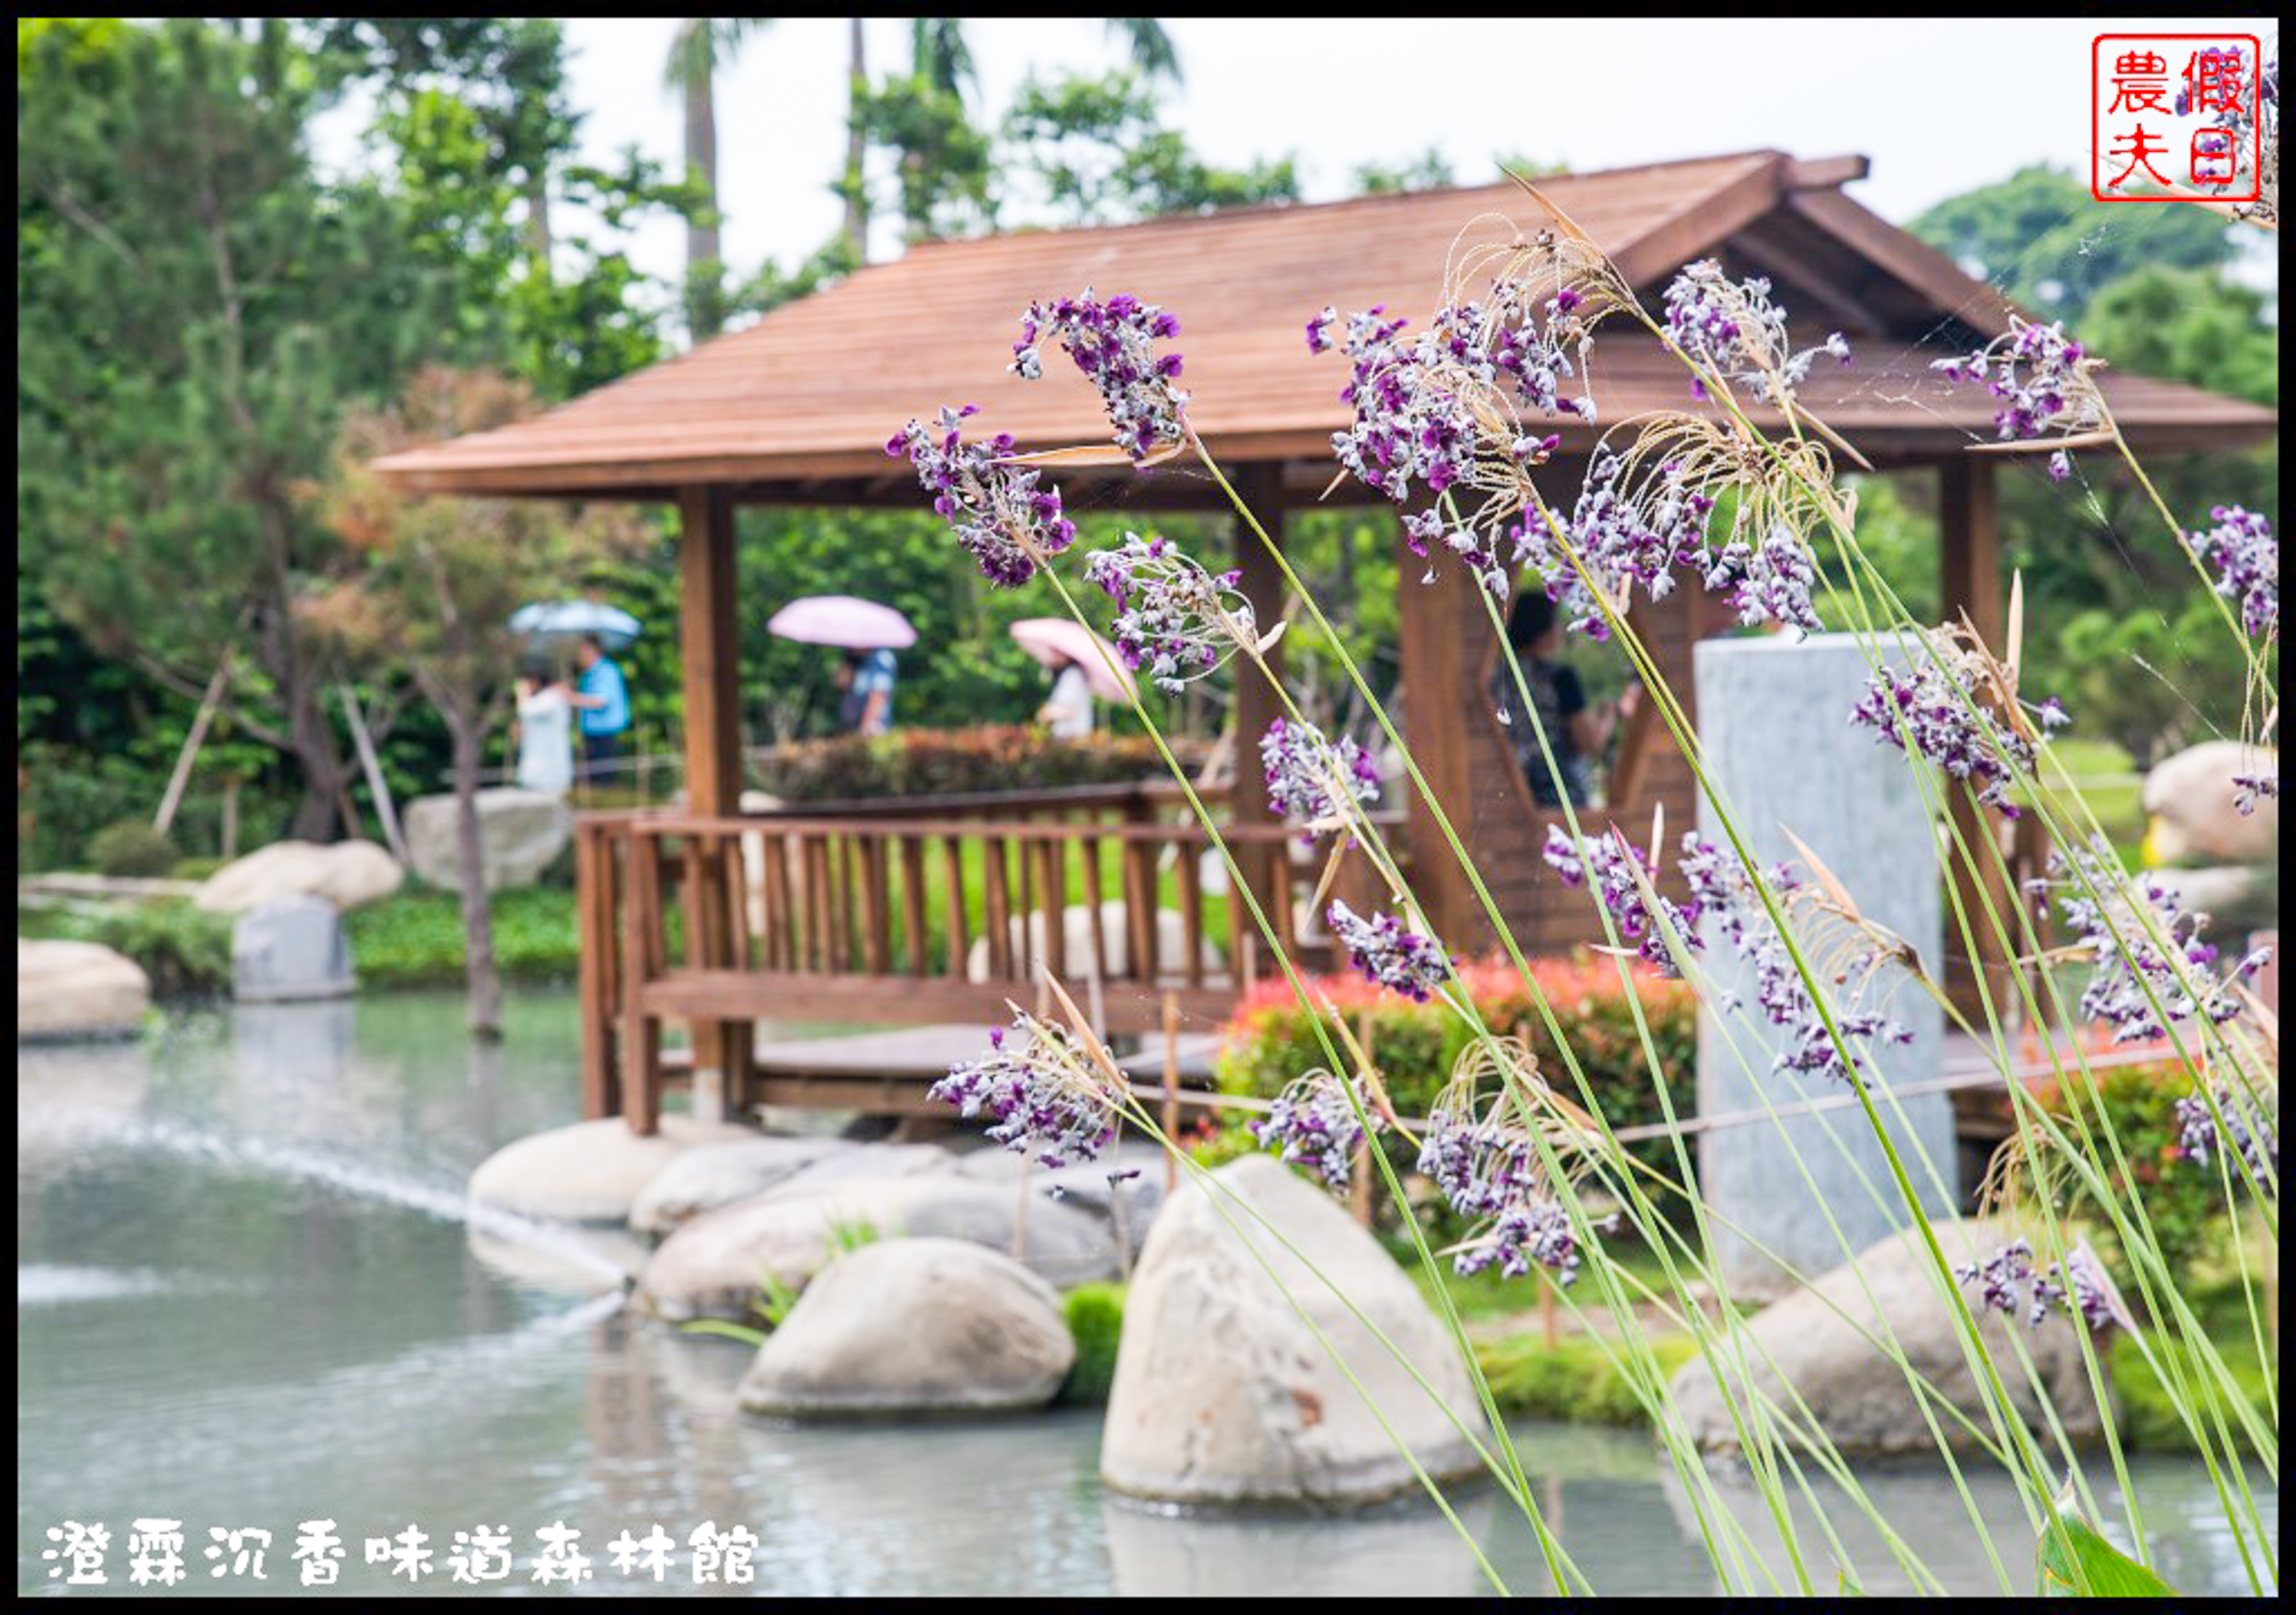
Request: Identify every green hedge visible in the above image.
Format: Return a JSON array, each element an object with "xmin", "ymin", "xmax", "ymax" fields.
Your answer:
[
  {"xmin": 1216, "ymin": 952, "xmax": 1700, "ymax": 1203},
  {"xmin": 17, "ymin": 898, "xmax": 231, "ymax": 999},
  {"xmin": 1058, "ymin": 1283, "xmax": 1126, "ymax": 1404},
  {"xmin": 752, "ymin": 725, "xmax": 1205, "ymax": 804},
  {"xmin": 341, "ymin": 887, "xmax": 584, "ymax": 990}
]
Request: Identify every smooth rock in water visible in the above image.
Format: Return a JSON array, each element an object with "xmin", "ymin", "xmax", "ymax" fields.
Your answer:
[
  {"xmin": 771, "ymin": 1141, "xmax": 956, "ymax": 1193},
  {"xmin": 231, "ymin": 894, "xmax": 355, "ymax": 1003},
  {"xmin": 403, "ymin": 788, "xmax": 572, "ymax": 894},
  {"xmin": 1101, "ymin": 1153, "xmax": 1486, "ymax": 1505},
  {"xmin": 195, "ymin": 840, "xmax": 404, "ymax": 915},
  {"xmin": 964, "ymin": 903, "xmax": 1224, "ymax": 984},
  {"xmin": 629, "ymin": 1135, "xmax": 859, "ymax": 1237},
  {"xmin": 2143, "ymin": 741, "xmax": 2279, "ymax": 865},
  {"xmin": 469, "ymin": 1116, "xmax": 760, "ymax": 1224},
  {"xmin": 17, "ymin": 939, "xmax": 150, "ymax": 1040},
  {"xmin": 737, "ymin": 1238, "xmax": 1074, "ymax": 1416},
  {"xmin": 640, "ymin": 1175, "xmax": 1117, "ymax": 1321},
  {"xmin": 1666, "ymin": 1217, "xmax": 2112, "ymax": 1458}
]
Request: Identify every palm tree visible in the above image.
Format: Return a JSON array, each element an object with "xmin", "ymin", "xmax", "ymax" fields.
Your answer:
[
  {"xmin": 1106, "ymin": 17, "xmax": 1181, "ymax": 86},
  {"xmin": 841, "ymin": 18, "xmax": 867, "ymax": 265},
  {"xmin": 664, "ymin": 17, "xmax": 771, "ymax": 338},
  {"xmin": 911, "ymin": 17, "xmax": 975, "ymax": 97}
]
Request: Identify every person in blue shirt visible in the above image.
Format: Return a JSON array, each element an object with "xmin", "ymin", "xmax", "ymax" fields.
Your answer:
[
  {"xmin": 835, "ymin": 647, "xmax": 897, "ymax": 736},
  {"xmin": 567, "ymin": 634, "xmax": 632, "ymax": 788}
]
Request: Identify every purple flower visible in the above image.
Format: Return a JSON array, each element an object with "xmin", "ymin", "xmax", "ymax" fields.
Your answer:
[
  {"xmin": 1253, "ymin": 1069, "xmax": 1375, "ymax": 1188},
  {"xmin": 929, "ymin": 1012, "xmax": 1120, "ymax": 1168},
  {"xmin": 2175, "ymin": 1084, "xmax": 2279, "ymax": 1188},
  {"xmin": 2183, "ymin": 505, "xmax": 2278, "ymax": 643},
  {"xmin": 1930, "ymin": 316, "xmax": 2105, "ymax": 472},
  {"xmin": 2030, "ymin": 835, "xmax": 2273, "ymax": 1044},
  {"xmin": 2231, "ymin": 772, "xmax": 2279, "ymax": 817},
  {"xmin": 1958, "ymin": 1240, "xmax": 2127, "ymax": 1333},
  {"xmin": 1013, "ymin": 288, "xmax": 1187, "ymax": 461},
  {"xmin": 1081, "ymin": 533, "xmax": 1263, "ymax": 693},
  {"xmin": 1327, "ymin": 899, "xmax": 1450, "ymax": 1002},
  {"xmin": 1542, "ymin": 823, "xmax": 1702, "ymax": 976},
  {"xmin": 1677, "ymin": 832, "xmax": 1914, "ymax": 1086},
  {"xmin": 891, "ymin": 406, "xmax": 1076, "ymax": 587},
  {"xmin": 1850, "ymin": 628, "xmax": 2060, "ymax": 817},
  {"xmin": 1415, "ymin": 1109, "xmax": 1606, "ymax": 1282},
  {"xmin": 1662, "ymin": 260, "xmax": 1851, "ymax": 406},
  {"xmin": 1261, "ymin": 716, "xmax": 1381, "ymax": 834}
]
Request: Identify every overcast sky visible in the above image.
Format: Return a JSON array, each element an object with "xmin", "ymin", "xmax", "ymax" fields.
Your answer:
[{"xmin": 312, "ymin": 16, "xmax": 2278, "ymax": 316}]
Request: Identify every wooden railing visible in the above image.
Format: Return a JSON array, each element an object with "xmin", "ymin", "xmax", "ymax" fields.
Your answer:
[{"xmin": 575, "ymin": 789, "xmax": 1401, "ymax": 1130}]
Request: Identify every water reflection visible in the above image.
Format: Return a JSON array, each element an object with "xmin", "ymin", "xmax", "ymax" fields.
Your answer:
[{"xmin": 16, "ymin": 994, "xmax": 2279, "ymax": 1598}]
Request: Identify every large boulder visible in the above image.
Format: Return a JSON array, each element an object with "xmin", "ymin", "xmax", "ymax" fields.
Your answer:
[
  {"xmin": 194, "ymin": 840, "xmax": 403, "ymax": 915},
  {"xmin": 2143, "ymin": 741, "xmax": 2279, "ymax": 866},
  {"xmin": 468, "ymin": 1115, "xmax": 760, "ymax": 1224},
  {"xmin": 640, "ymin": 1174, "xmax": 1117, "ymax": 1321},
  {"xmin": 629, "ymin": 1135, "xmax": 860, "ymax": 1237},
  {"xmin": 965, "ymin": 903, "xmax": 1223, "ymax": 984},
  {"xmin": 736, "ymin": 1238, "xmax": 1074, "ymax": 1417},
  {"xmin": 1666, "ymin": 1217, "xmax": 2112, "ymax": 1458},
  {"xmin": 403, "ymin": 788, "xmax": 571, "ymax": 894},
  {"xmin": 231, "ymin": 894, "xmax": 354, "ymax": 1003},
  {"xmin": 17, "ymin": 939, "xmax": 150, "ymax": 1040},
  {"xmin": 1101, "ymin": 1153, "xmax": 1487, "ymax": 1506}
]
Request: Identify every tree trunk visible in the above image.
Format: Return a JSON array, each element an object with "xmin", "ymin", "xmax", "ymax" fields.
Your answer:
[
  {"xmin": 285, "ymin": 673, "xmax": 352, "ymax": 842},
  {"xmin": 684, "ymin": 34, "xmax": 721, "ymax": 339},
  {"xmin": 843, "ymin": 17, "xmax": 869, "ymax": 265},
  {"xmin": 524, "ymin": 167, "xmax": 553, "ymax": 273},
  {"xmin": 449, "ymin": 709, "xmax": 504, "ymax": 1040}
]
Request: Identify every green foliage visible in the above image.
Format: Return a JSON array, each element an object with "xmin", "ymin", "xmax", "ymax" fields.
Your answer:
[
  {"xmin": 754, "ymin": 726, "xmax": 1201, "ymax": 803},
  {"xmin": 1003, "ymin": 70, "xmax": 1298, "ymax": 227},
  {"xmin": 18, "ymin": 898, "xmax": 232, "ymax": 999},
  {"xmin": 2106, "ymin": 1317, "xmax": 2271, "ymax": 1454},
  {"xmin": 1353, "ymin": 147, "xmax": 1456, "ymax": 195},
  {"xmin": 858, "ymin": 72, "xmax": 996, "ymax": 243},
  {"xmin": 2037, "ymin": 1506, "xmax": 2178, "ymax": 1596},
  {"xmin": 2032, "ymin": 1057, "xmax": 2240, "ymax": 1293},
  {"xmin": 339, "ymin": 887, "xmax": 582, "ymax": 989},
  {"xmin": 1473, "ymin": 1328, "xmax": 1701, "ymax": 1423},
  {"xmin": 1217, "ymin": 954, "xmax": 1700, "ymax": 1186},
  {"xmin": 87, "ymin": 821, "xmax": 180, "ymax": 879},
  {"xmin": 1058, "ymin": 1282, "xmax": 1127, "ymax": 1404},
  {"xmin": 1907, "ymin": 165, "xmax": 2236, "ymax": 323}
]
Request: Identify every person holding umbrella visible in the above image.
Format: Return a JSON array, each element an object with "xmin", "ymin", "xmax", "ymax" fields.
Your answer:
[
  {"xmin": 566, "ymin": 632, "xmax": 632, "ymax": 787},
  {"xmin": 1011, "ymin": 619, "xmax": 1132, "ymax": 740},
  {"xmin": 837, "ymin": 646, "xmax": 898, "ymax": 736}
]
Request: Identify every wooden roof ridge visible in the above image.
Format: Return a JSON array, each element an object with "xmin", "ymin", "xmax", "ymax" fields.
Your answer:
[{"xmin": 370, "ymin": 145, "xmax": 2273, "ymax": 497}]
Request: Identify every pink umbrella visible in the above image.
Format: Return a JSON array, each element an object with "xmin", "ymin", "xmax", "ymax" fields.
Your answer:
[
  {"xmin": 766, "ymin": 595, "xmax": 917, "ymax": 650},
  {"xmin": 1010, "ymin": 618, "xmax": 1135, "ymax": 701}
]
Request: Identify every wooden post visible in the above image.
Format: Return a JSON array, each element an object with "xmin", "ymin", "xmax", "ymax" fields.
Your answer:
[
  {"xmin": 1395, "ymin": 543, "xmax": 1479, "ymax": 948},
  {"xmin": 1940, "ymin": 457, "xmax": 2013, "ymax": 1023},
  {"xmin": 1231, "ymin": 464, "xmax": 1287, "ymax": 935},
  {"xmin": 155, "ymin": 654, "xmax": 232, "ymax": 836},
  {"xmin": 677, "ymin": 486, "xmax": 745, "ymax": 1116}
]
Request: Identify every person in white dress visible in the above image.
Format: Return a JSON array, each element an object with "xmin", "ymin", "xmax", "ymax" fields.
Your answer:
[
  {"xmin": 512, "ymin": 671, "xmax": 574, "ymax": 796},
  {"xmin": 1038, "ymin": 657, "xmax": 1095, "ymax": 740}
]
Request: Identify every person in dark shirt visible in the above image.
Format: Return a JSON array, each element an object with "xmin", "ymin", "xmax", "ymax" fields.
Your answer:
[{"xmin": 1491, "ymin": 591, "xmax": 1638, "ymax": 808}]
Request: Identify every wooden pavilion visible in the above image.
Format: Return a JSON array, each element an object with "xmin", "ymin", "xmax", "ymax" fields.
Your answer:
[{"xmin": 375, "ymin": 148, "xmax": 2276, "ymax": 1131}]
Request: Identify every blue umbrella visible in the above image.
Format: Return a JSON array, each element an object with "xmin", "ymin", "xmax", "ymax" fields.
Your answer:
[{"xmin": 509, "ymin": 600, "xmax": 642, "ymax": 652}]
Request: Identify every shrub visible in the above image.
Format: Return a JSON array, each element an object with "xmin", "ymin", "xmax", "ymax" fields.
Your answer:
[
  {"xmin": 170, "ymin": 856, "xmax": 227, "ymax": 882},
  {"xmin": 1474, "ymin": 1329, "xmax": 1702, "ymax": 1423},
  {"xmin": 342, "ymin": 887, "xmax": 582, "ymax": 989},
  {"xmin": 1058, "ymin": 1283, "xmax": 1126, "ymax": 1404},
  {"xmin": 2024, "ymin": 1044, "xmax": 2242, "ymax": 1295},
  {"xmin": 752, "ymin": 724, "xmax": 1207, "ymax": 804},
  {"xmin": 87, "ymin": 819, "xmax": 180, "ymax": 878},
  {"xmin": 1217, "ymin": 952, "xmax": 1699, "ymax": 1188},
  {"xmin": 18, "ymin": 898, "xmax": 231, "ymax": 998}
]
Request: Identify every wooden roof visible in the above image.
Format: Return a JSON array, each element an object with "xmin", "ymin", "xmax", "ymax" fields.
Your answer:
[{"xmin": 375, "ymin": 149, "xmax": 2276, "ymax": 501}]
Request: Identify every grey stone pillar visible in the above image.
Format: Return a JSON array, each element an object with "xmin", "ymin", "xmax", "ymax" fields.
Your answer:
[{"xmin": 1693, "ymin": 633, "xmax": 1954, "ymax": 1300}]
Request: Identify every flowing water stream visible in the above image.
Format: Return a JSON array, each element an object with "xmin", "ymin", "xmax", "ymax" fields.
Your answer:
[{"xmin": 16, "ymin": 992, "xmax": 2276, "ymax": 1597}]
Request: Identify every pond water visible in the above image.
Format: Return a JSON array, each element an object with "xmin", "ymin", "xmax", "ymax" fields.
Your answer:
[{"xmin": 17, "ymin": 992, "xmax": 2276, "ymax": 1597}]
